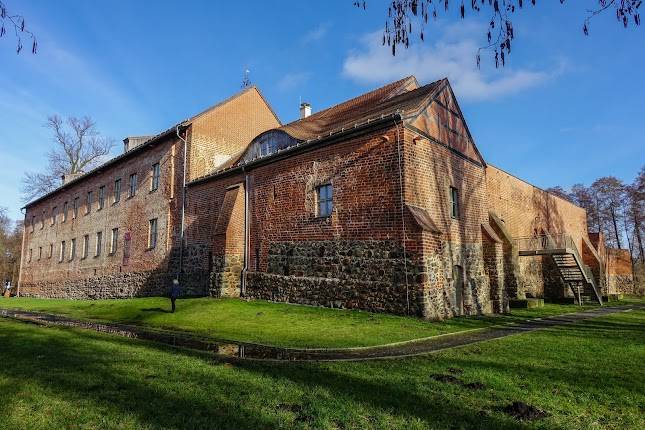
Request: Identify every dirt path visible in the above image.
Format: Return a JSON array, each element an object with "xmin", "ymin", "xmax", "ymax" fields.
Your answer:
[{"xmin": 1, "ymin": 304, "xmax": 642, "ymax": 362}]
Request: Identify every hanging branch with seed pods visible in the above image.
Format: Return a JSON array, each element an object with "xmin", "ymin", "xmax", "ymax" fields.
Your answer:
[
  {"xmin": 0, "ymin": 0, "xmax": 37, "ymax": 54},
  {"xmin": 354, "ymin": 1, "xmax": 641, "ymax": 68}
]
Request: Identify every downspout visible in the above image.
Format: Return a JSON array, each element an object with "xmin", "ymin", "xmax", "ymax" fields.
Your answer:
[
  {"xmin": 16, "ymin": 208, "xmax": 26, "ymax": 297},
  {"xmin": 176, "ymin": 125, "xmax": 188, "ymax": 281},
  {"xmin": 241, "ymin": 166, "xmax": 250, "ymax": 296}
]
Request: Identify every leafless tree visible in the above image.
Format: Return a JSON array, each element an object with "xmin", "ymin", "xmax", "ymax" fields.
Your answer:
[
  {"xmin": 21, "ymin": 115, "xmax": 114, "ymax": 202},
  {"xmin": 0, "ymin": 207, "xmax": 22, "ymax": 285},
  {"xmin": 0, "ymin": 1, "xmax": 37, "ymax": 54},
  {"xmin": 591, "ymin": 176, "xmax": 626, "ymax": 249},
  {"xmin": 546, "ymin": 186, "xmax": 573, "ymax": 203},
  {"xmin": 355, "ymin": 1, "xmax": 641, "ymax": 66}
]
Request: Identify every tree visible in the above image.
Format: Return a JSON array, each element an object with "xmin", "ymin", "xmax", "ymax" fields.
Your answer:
[
  {"xmin": 546, "ymin": 186, "xmax": 572, "ymax": 203},
  {"xmin": 0, "ymin": 1, "xmax": 37, "ymax": 54},
  {"xmin": 355, "ymin": 1, "xmax": 641, "ymax": 67},
  {"xmin": 591, "ymin": 176, "xmax": 626, "ymax": 249},
  {"xmin": 626, "ymin": 166, "xmax": 645, "ymax": 262},
  {"xmin": 21, "ymin": 115, "xmax": 115, "ymax": 202},
  {"xmin": 0, "ymin": 208, "xmax": 22, "ymax": 286},
  {"xmin": 570, "ymin": 183, "xmax": 601, "ymax": 233}
]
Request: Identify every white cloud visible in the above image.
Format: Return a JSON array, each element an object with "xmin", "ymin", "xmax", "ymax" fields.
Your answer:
[
  {"xmin": 302, "ymin": 24, "xmax": 329, "ymax": 44},
  {"xmin": 277, "ymin": 72, "xmax": 311, "ymax": 91},
  {"xmin": 343, "ymin": 25, "xmax": 564, "ymax": 101}
]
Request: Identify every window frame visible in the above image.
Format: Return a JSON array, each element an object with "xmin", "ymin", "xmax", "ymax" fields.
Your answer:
[
  {"xmin": 148, "ymin": 218, "xmax": 158, "ymax": 249},
  {"xmin": 95, "ymin": 231, "xmax": 103, "ymax": 257},
  {"xmin": 73, "ymin": 197, "xmax": 79, "ymax": 219},
  {"xmin": 449, "ymin": 186, "xmax": 460, "ymax": 219},
  {"xmin": 70, "ymin": 238, "xmax": 76, "ymax": 261},
  {"xmin": 114, "ymin": 179, "xmax": 122, "ymax": 203},
  {"xmin": 82, "ymin": 234, "xmax": 89, "ymax": 259},
  {"xmin": 62, "ymin": 201, "xmax": 68, "ymax": 222},
  {"xmin": 129, "ymin": 173, "xmax": 137, "ymax": 198},
  {"xmin": 86, "ymin": 191, "xmax": 93, "ymax": 214},
  {"xmin": 151, "ymin": 163, "xmax": 160, "ymax": 192},
  {"xmin": 316, "ymin": 183, "xmax": 333, "ymax": 218},
  {"xmin": 51, "ymin": 206, "xmax": 57, "ymax": 225},
  {"xmin": 110, "ymin": 228, "xmax": 119, "ymax": 254},
  {"xmin": 59, "ymin": 241, "xmax": 66, "ymax": 262},
  {"xmin": 98, "ymin": 186, "xmax": 105, "ymax": 210}
]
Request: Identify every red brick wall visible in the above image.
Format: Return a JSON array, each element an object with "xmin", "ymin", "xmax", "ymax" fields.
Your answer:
[
  {"xmin": 20, "ymin": 136, "xmax": 186, "ymax": 297},
  {"xmin": 187, "ymin": 88, "xmax": 280, "ymax": 181}
]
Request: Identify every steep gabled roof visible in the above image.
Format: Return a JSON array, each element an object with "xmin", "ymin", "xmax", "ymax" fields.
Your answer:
[{"xmin": 279, "ymin": 76, "xmax": 430, "ymax": 141}]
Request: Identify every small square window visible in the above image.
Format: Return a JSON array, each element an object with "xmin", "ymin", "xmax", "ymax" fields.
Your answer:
[{"xmin": 316, "ymin": 184, "xmax": 333, "ymax": 217}]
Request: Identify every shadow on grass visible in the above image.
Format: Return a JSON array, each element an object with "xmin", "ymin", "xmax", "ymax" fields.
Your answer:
[
  {"xmin": 140, "ymin": 307, "xmax": 171, "ymax": 313},
  {"xmin": 0, "ymin": 320, "xmax": 541, "ymax": 430}
]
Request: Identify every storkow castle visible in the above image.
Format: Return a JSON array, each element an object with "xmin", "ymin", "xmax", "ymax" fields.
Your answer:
[{"xmin": 17, "ymin": 77, "xmax": 634, "ymax": 319}]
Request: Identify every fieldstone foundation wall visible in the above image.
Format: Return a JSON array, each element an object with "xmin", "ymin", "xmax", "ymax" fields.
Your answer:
[
  {"xmin": 483, "ymin": 241, "xmax": 507, "ymax": 313},
  {"xmin": 421, "ymin": 242, "xmax": 492, "ymax": 320},
  {"xmin": 19, "ymin": 269, "xmax": 209, "ymax": 299},
  {"xmin": 210, "ymin": 255, "xmax": 243, "ymax": 298},
  {"xmin": 607, "ymin": 274, "xmax": 635, "ymax": 295},
  {"xmin": 245, "ymin": 240, "xmax": 425, "ymax": 315}
]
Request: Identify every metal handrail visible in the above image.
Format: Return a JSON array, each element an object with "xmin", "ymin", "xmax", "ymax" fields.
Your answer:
[{"xmin": 514, "ymin": 234, "xmax": 603, "ymax": 305}]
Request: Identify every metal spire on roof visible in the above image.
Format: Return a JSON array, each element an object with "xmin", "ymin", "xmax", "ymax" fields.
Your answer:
[{"xmin": 241, "ymin": 67, "xmax": 251, "ymax": 88}]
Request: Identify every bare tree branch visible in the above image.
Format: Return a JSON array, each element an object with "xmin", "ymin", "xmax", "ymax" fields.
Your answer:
[
  {"xmin": 21, "ymin": 115, "xmax": 115, "ymax": 203},
  {"xmin": 0, "ymin": 1, "xmax": 37, "ymax": 54},
  {"xmin": 355, "ymin": 1, "xmax": 641, "ymax": 67}
]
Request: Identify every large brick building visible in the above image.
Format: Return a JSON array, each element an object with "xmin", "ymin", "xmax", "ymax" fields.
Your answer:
[{"xmin": 18, "ymin": 76, "xmax": 634, "ymax": 318}]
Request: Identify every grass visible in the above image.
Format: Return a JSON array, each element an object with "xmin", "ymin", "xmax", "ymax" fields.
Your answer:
[
  {"xmin": 0, "ymin": 306, "xmax": 643, "ymax": 429},
  {"xmin": 0, "ymin": 296, "xmax": 612, "ymax": 348}
]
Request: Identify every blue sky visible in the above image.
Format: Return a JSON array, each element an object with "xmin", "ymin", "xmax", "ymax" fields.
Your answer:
[{"xmin": 1, "ymin": 0, "xmax": 643, "ymax": 221}]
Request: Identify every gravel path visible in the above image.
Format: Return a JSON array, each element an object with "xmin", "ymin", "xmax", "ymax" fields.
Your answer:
[{"xmin": 1, "ymin": 304, "xmax": 642, "ymax": 362}]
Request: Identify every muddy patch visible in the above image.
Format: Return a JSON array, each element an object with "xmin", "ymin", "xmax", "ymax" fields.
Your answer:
[
  {"xmin": 430, "ymin": 374, "xmax": 462, "ymax": 385},
  {"xmin": 464, "ymin": 381, "xmax": 486, "ymax": 390},
  {"xmin": 501, "ymin": 401, "xmax": 548, "ymax": 421}
]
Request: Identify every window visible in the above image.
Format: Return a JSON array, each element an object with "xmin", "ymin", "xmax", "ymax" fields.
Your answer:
[
  {"xmin": 151, "ymin": 163, "xmax": 160, "ymax": 191},
  {"xmin": 73, "ymin": 197, "xmax": 79, "ymax": 218},
  {"xmin": 59, "ymin": 241, "xmax": 66, "ymax": 262},
  {"xmin": 110, "ymin": 228, "xmax": 119, "ymax": 254},
  {"xmin": 38, "ymin": 247, "xmax": 42, "ymax": 260},
  {"xmin": 316, "ymin": 184, "xmax": 333, "ymax": 217},
  {"xmin": 449, "ymin": 186, "xmax": 459, "ymax": 219},
  {"xmin": 31, "ymin": 216, "xmax": 35, "ymax": 232},
  {"xmin": 129, "ymin": 173, "xmax": 137, "ymax": 197},
  {"xmin": 49, "ymin": 243, "xmax": 53, "ymax": 258},
  {"xmin": 114, "ymin": 179, "xmax": 121, "ymax": 203},
  {"xmin": 51, "ymin": 207, "xmax": 57, "ymax": 225},
  {"xmin": 82, "ymin": 235, "xmax": 89, "ymax": 259},
  {"xmin": 86, "ymin": 191, "xmax": 93, "ymax": 214},
  {"xmin": 148, "ymin": 218, "xmax": 158, "ymax": 249},
  {"xmin": 41, "ymin": 211, "xmax": 45, "ymax": 229},
  {"xmin": 70, "ymin": 238, "xmax": 76, "ymax": 260},
  {"xmin": 62, "ymin": 201, "xmax": 68, "ymax": 222},
  {"xmin": 98, "ymin": 186, "xmax": 105, "ymax": 210},
  {"xmin": 95, "ymin": 231, "xmax": 103, "ymax": 257}
]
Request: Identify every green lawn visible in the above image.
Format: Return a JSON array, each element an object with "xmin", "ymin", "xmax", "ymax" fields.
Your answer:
[
  {"xmin": 0, "ymin": 306, "xmax": 643, "ymax": 429},
  {"xmin": 0, "ymin": 296, "xmax": 608, "ymax": 348}
]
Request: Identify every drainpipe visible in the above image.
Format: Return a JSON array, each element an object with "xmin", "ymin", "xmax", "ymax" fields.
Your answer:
[
  {"xmin": 176, "ymin": 125, "xmax": 188, "ymax": 282},
  {"xmin": 241, "ymin": 166, "xmax": 250, "ymax": 296},
  {"xmin": 16, "ymin": 208, "xmax": 26, "ymax": 297}
]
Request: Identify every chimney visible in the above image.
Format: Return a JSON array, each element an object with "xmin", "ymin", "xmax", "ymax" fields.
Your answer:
[
  {"xmin": 123, "ymin": 136, "xmax": 153, "ymax": 153},
  {"xmin": 299, "ymin": 102, "xmax": 311, "ymax": 119},
  {"xmin": 61, "ymin": 172, "xmax": 83, "ymax": 185}
]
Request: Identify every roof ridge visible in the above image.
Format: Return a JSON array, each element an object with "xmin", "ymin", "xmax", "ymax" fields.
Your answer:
[{"xmin": 282, "ymin": 75, "xmax": 418, "ymax": 128}]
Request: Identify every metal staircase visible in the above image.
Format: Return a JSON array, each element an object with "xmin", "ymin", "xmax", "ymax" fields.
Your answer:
[{"xmin": 515, "ymin": 234, "xmax": 603, "ymax": 305}]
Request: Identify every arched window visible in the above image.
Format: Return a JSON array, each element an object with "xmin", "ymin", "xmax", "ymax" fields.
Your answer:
[{"xmin": 242, "ymin": 130, "xmax": 298, "ymax": 163}]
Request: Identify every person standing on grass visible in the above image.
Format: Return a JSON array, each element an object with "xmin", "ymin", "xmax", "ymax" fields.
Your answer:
[{"xmin": 170, "ymin": 278, "xmax": 181, "ymax": 313}]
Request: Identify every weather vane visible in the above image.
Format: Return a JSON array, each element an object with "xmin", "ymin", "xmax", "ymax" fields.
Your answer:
[{"xmin": 241, "ymin": 67, "xmax": 251, "ymax": 88}]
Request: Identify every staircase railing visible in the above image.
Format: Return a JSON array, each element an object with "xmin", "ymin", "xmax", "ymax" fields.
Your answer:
[{"xmin": 514, "ymin": 234, "xmax": 603, "ymax": 305}]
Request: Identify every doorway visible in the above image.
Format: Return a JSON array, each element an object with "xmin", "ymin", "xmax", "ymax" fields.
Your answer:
[{"xmin": 452, "ymin": 265, "xmax": 465, "ymax": 315}]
